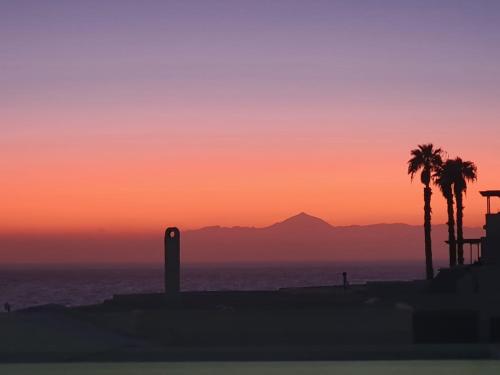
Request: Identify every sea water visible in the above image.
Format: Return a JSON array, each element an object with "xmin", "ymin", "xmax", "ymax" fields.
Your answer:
[{"xmin": 0, "ymin": 261, "xmax": 442, "ymax": 310}]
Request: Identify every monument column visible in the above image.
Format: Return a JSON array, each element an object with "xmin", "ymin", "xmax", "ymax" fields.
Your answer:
[{"xmin": 164, "ymin": 227, "xmax": 180, "ymax": 294}]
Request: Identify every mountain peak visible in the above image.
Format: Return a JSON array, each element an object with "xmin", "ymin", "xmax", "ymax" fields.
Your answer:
[{"xmin": 268, "ymin": 212, "xmax": 333, "ymax": 230}]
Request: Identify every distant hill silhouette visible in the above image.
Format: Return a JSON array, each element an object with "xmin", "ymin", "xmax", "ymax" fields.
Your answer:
[
  {"xmin": 0, "ymin": 213, "xmax": 483, "ymax": 264},
  {"xmin": 182, "ymin": 213, "xmax": 483, "ymax": 263},
  {"xmin": 267, "ymin": 212, "xmax": 334, "ymax": 232}
]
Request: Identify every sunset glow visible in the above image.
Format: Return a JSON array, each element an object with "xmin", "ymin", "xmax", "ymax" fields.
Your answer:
[{"xmin": 2, "ymin": 1, "xmax": 500, "ymax": 237}]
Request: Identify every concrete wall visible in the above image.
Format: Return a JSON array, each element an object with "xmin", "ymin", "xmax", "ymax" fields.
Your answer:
[{"xmin": 132, "ymin": 307, "xmax": 412, "ymax": 346}]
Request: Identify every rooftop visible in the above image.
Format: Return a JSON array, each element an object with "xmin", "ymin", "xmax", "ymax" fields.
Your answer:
[{"xmin": 480, "ymin": 190, "xmax": 500, "ymax": 197}]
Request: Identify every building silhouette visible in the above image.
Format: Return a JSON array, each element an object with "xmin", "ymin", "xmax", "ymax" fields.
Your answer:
[{"xmin": 480, "ymin": 190, "xmax": 500, "ymax": 264}]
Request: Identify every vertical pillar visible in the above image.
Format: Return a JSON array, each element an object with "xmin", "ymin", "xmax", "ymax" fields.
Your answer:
[{"xmin": 164, "ymin": 227, "xmax": 180, "ymax": 294}]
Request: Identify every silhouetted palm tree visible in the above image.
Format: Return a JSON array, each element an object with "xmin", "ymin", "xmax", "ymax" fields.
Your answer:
[
  {"xmin": 449, "ymin": 157, "xmax": 477, "ymax": 265},
  {"xmin": 408, "ymin": 144, "xmax": 443, "ymax": 280},
  {"xmin": 435, "ymin": 160, "xmax": 457, "ymax": 267}
]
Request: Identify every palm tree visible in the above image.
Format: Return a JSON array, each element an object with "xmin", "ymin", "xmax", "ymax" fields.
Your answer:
[
  {"xmin": 408, "ymin": 144, "xmax": 443, "ymax": 280},
  {"xmin": 435, "ymin": 160, "xmax": 457, "ymax": 267},
  {"xmin": 449, "ymin": 157, "xmax": 477, "ymax": 265}
]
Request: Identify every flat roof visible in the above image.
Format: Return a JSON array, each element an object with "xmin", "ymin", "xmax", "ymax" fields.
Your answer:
[
  {"xmin": 445, "ymin": 238, "xmax": 482, "ymax": 244},
  {"xmin": 480, "ymin": 190, "xmax": 500, "ymax": 197}
]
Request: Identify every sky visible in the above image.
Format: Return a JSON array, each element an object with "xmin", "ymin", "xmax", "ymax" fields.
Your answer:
[{"xmin": 2, "ymin": 0, "xmax": 500, "ymax": 236}]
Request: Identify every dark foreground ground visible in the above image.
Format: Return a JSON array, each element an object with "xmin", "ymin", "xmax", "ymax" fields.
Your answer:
[
  {"xmin": 2, "ymin": 360, "xmax": 500, "ymax": 375},
  {"xmin": 2, "ymin": 281, "xmax": 500, "ymax": 363}
]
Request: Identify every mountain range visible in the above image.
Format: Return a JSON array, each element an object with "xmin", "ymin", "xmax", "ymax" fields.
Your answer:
[
  {"xmin": 0, "ymin": 212, "xmax": 484, "ymax": 264},
  {"xmin": 182, "ymin": 212, "xmax": 484, "ymax": 263}
]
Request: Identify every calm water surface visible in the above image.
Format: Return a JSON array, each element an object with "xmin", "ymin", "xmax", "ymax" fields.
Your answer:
[{"xmin": 0, "ymin": 261, "xmax": 443, "ymax": 309}]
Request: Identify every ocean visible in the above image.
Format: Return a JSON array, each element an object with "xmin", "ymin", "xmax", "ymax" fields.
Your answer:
[{"xmin": 0, "ymin": 261, "xmax": 442, "ymax": 310}]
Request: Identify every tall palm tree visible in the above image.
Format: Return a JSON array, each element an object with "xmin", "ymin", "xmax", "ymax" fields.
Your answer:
[
  {"xmin": 435, "ymin": 160, "xmax": 457, "ymax": 267},
  {"xmin": 408, "ymin": 144, "xmax": 443, "ymax": 280},
  {"xmin": 449, "ymin": 157, "xmax": 477, "ymax": 265}
]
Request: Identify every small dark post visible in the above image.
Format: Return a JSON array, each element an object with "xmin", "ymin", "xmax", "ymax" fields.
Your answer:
[
  {"xmin": 342, "ymin": 272, "xmax": 349, "ymax": 290},
  {"xmin": 164, "ymin": 227, "xmax": 180, "ymax": 294}
]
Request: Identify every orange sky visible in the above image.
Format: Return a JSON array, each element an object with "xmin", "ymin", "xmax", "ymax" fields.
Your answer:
[
  {"xmin": 2, "ymin": 1, "xmax": 500, "ymax": 236},
  {"xmin": 2, "ymin": 112, "xmax": 499, "ymax": 234}
]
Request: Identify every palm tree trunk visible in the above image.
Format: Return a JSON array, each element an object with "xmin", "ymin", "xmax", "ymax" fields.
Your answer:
[
  {"xmin": 456, "ymin": 191, "xmax": 464, "ymax": 265},
  {"xmin": 446, "ymin": 193, "xmax": 456, "ymax": 267},
  {"xmin": 423, "ymin": 186, "xmax": 434, "ymax": 279}
]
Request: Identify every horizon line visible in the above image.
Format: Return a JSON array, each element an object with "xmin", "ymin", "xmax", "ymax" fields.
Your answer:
[{"xmin": 0, "ymin": 211, "xmax": 484, "ymax": 235}]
